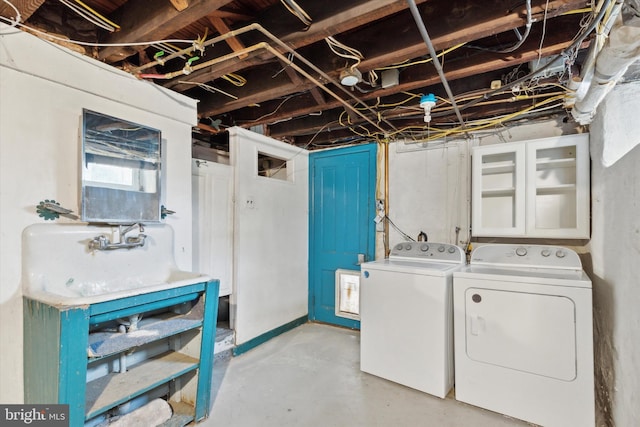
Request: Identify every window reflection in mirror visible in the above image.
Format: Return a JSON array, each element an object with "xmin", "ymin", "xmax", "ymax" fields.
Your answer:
[{"xmin": 81, "ymin": 109, "xmax": 162, "ymax": 223}]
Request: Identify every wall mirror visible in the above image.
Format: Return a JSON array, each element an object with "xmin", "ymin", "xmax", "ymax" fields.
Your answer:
[{"xmin": 81, "ymin": 109, "xmax": 162, "ymax": 223}]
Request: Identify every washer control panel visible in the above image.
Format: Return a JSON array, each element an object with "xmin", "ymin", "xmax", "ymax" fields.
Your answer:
[
  {"xmin": 390, "ymin": 242, "xmax": 464, "ymax": 262},
  {"xmin": 470, "ymin": 244, "xmax": 582, "ymax": 270}
]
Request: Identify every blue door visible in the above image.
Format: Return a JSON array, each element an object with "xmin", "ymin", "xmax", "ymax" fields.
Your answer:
[{"xmin": 309, "ymin": 143, "xmax": 377, "ymax": 329}]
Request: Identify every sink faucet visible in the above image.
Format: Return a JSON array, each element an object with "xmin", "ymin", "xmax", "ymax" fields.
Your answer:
[
  {"xmin": 88, "ymin": 223, "xmax": 147, "ymax": 251},
  {"xmin": 120, "ymin": 223, "xmax": 144, "ymax": 237}
]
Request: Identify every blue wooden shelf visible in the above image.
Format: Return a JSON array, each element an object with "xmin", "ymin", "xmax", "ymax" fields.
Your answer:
[{"xmin": 24, "ymin": 280, "xmax": 220, "ymax": 426}]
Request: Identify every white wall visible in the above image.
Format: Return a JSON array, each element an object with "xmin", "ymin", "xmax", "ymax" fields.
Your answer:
[
  {"xmin": 388, "ymin": 140, "xmax": 471, "ymax": 247},
  {"xmin": 588, "ymin": 81, "xmax": 640, "ymax": 427},
  {"xmin": 229, "ymin": 127, "xmax": 309, "ymax": 344},
  {"xmin": 0, "ymin": 24, "xmax": 197, "ymax": 402}
]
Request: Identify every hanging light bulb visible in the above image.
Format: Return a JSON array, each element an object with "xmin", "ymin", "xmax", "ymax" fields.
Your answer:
[{"xmin": 420, "ymin": 93, "xmax": 436, "ymax": 123}]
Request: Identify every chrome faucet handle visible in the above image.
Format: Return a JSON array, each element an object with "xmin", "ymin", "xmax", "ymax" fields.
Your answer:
[{"xmin": 89, "ymin": 235, "xmax": 108, "ymax": 250}]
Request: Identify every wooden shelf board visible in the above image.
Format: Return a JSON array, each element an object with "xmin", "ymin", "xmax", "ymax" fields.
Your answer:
[
  {"xmin": 85, "ymin": 351, "xmax": 199, "ymax": 420},
  {"xmin": 160, "ymin": 401, "xmax": 196, "ymax": 427},
  {"xmin": 88, "ymin": 314, "xmax": 202, "ymax": 360}
]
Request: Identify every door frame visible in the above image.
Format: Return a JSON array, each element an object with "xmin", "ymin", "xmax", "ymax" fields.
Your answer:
[{"xmin": 308, "ymin": 143, "xmax": 378, "ymax": 328}]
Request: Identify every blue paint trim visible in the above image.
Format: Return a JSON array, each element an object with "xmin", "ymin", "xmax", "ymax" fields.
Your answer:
[
  {"xmin": 308, "ymin": 143, "xmax": 377, "ymax": 327},
  {"xmin": 195, "ymin": 280, "xmax": 220, "ymax": 421},
  {"xmin": 89, "ymin": 292, "xmax": 201, "ymax": 325},
  {"xmin": 89, "ymin": 283, "xmax": 206, "ymax": 316},
  {"xmin": 59, "ymin": 307, "xmax": 90, "ymax": 426},
  {"xmin": 233, "ymin": 316, "xmax": 307, "ymax": 356}
]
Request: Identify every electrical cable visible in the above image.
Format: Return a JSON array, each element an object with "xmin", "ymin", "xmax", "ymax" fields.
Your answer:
[
  {"xmin": 71, "ymin": 0, "xmax": 120, "ymax": 30},
  {"xmin": 251, "ymin": 95, "xmax": 297, "ymax": 122},
  {"xmin": 1, "ymin": 0, "xmax": 20, "ymax": 26},
  {"xmin": 177, "ymin": 80, "xmax": 238, "ymax": 100},
  {"xmin": 429, "ymin": 0, "xmax": 614, "ymax": 119},
  {"xmin": 386, "ymin": 216, "xmax": 416, "ymax": 242},
  {"xmin": 325, "ymin": 36, "xmax": 364, "ymax": 71},
  {"xmin": 464, "ymin": 0, "xmax": 533, "ymax": 54},
  {"xmin": 534, "ymin": 0, "xmax": 551, "ymax": 68},
  {"xmin": 59, "ymin": 0, "xmax": 115, "ymax": 32},
  {"xmin": 0, "ymin": 16, "xmax": 195, "ymax": 47},
  {"xmin": 375, "ymin": 43, "xmax": 466, "ymax": 71},
  {"xmin": 280, "ymin": 0, "xmax": 312, "ymax": 27},
  {"xmin": 221, "ymin": 73, "xmax": 247, "ymax": 86}
]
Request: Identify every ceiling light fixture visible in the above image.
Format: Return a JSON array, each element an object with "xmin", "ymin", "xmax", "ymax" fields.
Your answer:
[{"xmin": 340, "ymin": 68, "xmax": 362, "ymax": 86}]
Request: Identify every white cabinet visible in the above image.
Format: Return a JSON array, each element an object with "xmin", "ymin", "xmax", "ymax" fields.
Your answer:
[{"xmin": 472, "ymin": 134, "xmax": 589, "ymax": 238}]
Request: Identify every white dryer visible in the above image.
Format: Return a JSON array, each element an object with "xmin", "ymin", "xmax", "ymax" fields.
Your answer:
[
  {"xmin": 453, "ymin": 244, "xmax": 594, "ymax": 427},
  {"xmin": 360, "ymin": 242, "xmax": 465, "ymax": 398}
]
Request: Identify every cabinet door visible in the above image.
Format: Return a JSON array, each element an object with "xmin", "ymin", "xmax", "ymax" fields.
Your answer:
[
  {"xmin": 472, "ymin": 143, "xmax": 526, "ymax": 236},
  {"xmin": 526, "ymin": 133, "xmax": 590, "ymax": 238}
]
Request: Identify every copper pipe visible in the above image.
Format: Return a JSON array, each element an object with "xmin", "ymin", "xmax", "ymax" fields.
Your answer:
[{"xmin": 132, "ymin": 23, "xmax": 400, "ymax": 135}]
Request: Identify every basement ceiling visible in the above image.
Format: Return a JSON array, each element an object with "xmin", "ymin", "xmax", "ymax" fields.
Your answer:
[{"xmin": 0, "ymin": 0, "xmax": 630, "ymax": 149}]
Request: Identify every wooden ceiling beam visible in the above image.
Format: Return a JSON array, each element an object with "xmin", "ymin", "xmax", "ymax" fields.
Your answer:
[
  {"xmin": 0, "ymin": 0, "xmax": 45, "ymax": 21},
  {"xmin": 198, "ymin": 13, "xmax": 582, "ymax": 121},
  {"xmin": 193, "ymin": 4, "xmax": 586, "ymax": 117},
  {"xmin": 97, "ymin": 0, "xmax": 234, "ymax": 63},
  {"xmin": 163, "ymin": 0, "xmax": 428, "ymax": 91},
  {"xmin": 237, "ymin": 32, "xmax": 582, "ymax": 136},
  {"xmin": 207, "ymin": 14, "xmax": 248, "ymax": 59}
]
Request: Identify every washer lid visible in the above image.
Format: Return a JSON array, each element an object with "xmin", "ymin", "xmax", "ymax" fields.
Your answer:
[{"xmin": 361, "ymin": 258, "xmax": 463, "ymax": 276}]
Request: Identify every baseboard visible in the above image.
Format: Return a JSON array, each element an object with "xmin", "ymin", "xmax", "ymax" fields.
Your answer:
[{"xmin": 233, "ymin": 315, "xmax": 308, "ymax": 356}]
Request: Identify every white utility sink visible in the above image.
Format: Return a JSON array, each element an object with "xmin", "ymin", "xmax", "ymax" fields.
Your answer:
[{"xmin": 22, "ymin": 223, "xmax": 211, "ymax": 305}]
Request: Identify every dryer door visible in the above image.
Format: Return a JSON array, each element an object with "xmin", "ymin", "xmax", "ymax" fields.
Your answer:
[{"xmin": 464, "ymin": 287, "xmax": 576, "ymax": 381}]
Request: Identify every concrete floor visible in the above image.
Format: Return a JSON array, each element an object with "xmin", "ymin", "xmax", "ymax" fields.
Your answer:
[{"xmin": 199, "ymin": 323, "xmax": 531, "ymax": 427}]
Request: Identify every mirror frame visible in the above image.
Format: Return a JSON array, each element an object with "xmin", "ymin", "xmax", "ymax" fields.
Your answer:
[{"xmin": 80, "ymin": 109, "xmax": 162, "ymax": 224}]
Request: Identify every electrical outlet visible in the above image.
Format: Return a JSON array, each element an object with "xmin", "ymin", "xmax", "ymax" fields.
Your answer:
[{"xmin": 245, "ymin": 196, "xmax": 255, "ymax": 209}]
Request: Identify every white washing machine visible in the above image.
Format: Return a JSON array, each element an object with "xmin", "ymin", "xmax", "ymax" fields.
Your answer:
[
  {"xmin": 453, "ymin": 244, "xmax": 594, "ymax": 427},
  {"xmin": 360, "ymin": 242, "xmax": 465, "ymax": 398}
]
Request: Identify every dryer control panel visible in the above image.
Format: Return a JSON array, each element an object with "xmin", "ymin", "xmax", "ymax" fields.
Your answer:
[
  {"xmin": 470, "ymin": 244, "xmax": 582, "ymax": 270},
  {"xmin": 390, "ymin": 242, "xmax": 465, "ymax": 263}
]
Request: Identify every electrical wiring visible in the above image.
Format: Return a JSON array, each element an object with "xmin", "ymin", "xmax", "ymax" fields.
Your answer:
[
  {"xmin": 325, "ymin": 36, "xmax": 364, "ymax": 71},
  {"xmin": 59, "ymin": 0, "xmax": 115, "ymax": 32},
  {"xmin": 176, "ymin": 80, "xmax": 238, "ymax": 100},
  {"xmin": 1, "ymin": 0, "xmax": 20, "ymax": 26},
  {"xmin": 221, "ymin": 73, "xmax": 247, "ymax": 86},
  {"xmin": 280, "ymin": 0, "xmax": 312, "ymax": 27},
  {"xmin": 428, "ymin": 0, "xmax": 613, "ymax": 120},
  {"xmin": 465, "ymin": 1, "xmax": 532, "ymax": 54},
  {"xmin": 375, "ymin": 43, "xmax": 466, "ymax": 71},
  {"xmin": 152, "ymin": 42, "xmax": 189, "ymax": 60},
  {"xmin": 70, "ymin": 0, "xmax": 120, "ymax": 30},
  {"xmin": 342, "ymin": 91, "xmax": 567, "ymax": 144},
  {"xmin": 535, "ymin": 0, "xmax": 552, "ymax": 68},
  {"xmin": 0, "ymin": 16, "xmax": 195, "ymax": 47},
  {"xmin": 408, "ymin": 95, "xmax": 567, "ymax": 143},
  {"xmin": 386, "ymin": 216, "xmax": 416, "ymax": 242},
  {"xmin": 250, "ymin": 95, "xmax": 297, "ymax": 122}
]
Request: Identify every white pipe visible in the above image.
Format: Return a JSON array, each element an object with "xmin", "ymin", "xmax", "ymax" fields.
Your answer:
[{"xmin": 572, "ymin": 4, "xmax": 640, "ymax": 124}]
